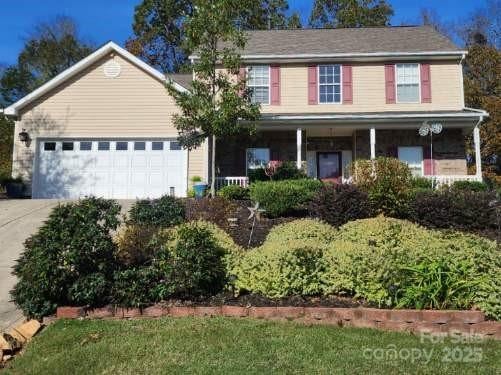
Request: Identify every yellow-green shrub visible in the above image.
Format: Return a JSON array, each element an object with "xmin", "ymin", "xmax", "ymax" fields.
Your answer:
[
  {"xmin": 232, "ymin": 239, "xmax": 329, "ymax": 298},
  {"xmin": 231, "ymin": 219, "xmax": 335, "ymax": 297},
  {"xmin": 265, "ymin": 219, "xmax": 336, "ymax": 244},
  {"xmin": 324, "ymin": 217, "xmax": 501, "ymax": 318}
]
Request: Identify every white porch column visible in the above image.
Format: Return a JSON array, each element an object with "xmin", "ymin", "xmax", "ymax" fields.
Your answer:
[
  {"xmin": 473, "ymin": 126, "xmax": 482, "ymax": 178},
  {"xmin": 370, "ymin": 127, "xmax": 376, "ymax": 160},
  {"xmin": 296, "ymin": 128, "xmax": 302, "ymax": 169}
]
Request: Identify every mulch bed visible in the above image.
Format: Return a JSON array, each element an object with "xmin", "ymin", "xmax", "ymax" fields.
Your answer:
[{"xmin": 155, "ymin": 291, "xmax": 371, "ymax": 309}]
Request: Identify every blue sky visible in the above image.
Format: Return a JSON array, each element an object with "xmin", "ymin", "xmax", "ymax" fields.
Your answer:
[{"xmin": 0, "ymin": 0, "xmax": 483, "ymax": 66}]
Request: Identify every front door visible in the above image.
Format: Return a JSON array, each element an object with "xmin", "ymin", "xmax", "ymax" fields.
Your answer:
[{"xmin": 317, "ymin": 152, "xmax": 341, "ymax": 180}]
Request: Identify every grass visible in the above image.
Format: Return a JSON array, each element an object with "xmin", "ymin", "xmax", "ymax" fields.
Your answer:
[{"xmin": 4, "ymin": 317, "xmax": 501, "ymax": 374}]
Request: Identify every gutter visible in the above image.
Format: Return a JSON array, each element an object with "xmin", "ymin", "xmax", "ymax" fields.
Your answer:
[
  {"xmin": 190, "ymin": 50, "xmax": 467, "ymax": 61},
  {"xmin": 261, "ymin": 111, "xmax": 486, "ymax": 121}
]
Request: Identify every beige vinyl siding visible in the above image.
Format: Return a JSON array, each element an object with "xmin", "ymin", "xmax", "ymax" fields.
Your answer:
[
  {"xmin": 260, "ymin": 61, "xmax": 463, "ymax": 114},
  {"xmin": 12, "ymin": 53, "xmax": 206, "ymax": 185}
]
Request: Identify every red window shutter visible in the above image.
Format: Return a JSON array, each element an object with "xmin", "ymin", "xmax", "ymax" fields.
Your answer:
[
  {"xmin": 308, "ymin": 65, "xmax": 318, "ymax": 105},
  {"xmin": 270, "ymin": 65, "xmax": 281, "ymax": 105},
  {"xmin": 420, "ymin": 63, "xmax": 432, "ymax": 103},
  {"xmin": 423, "ymin": 146, "xmax": 435, "ymax": 175},
  {"xmin": 342, "ymin": 65, "xmax": 353, "ymax": 104},
  {"xmin": 238, "ymin": 67, "xmax": 246, "ymax": 96},
  {"xmin": 384, "ymin": 64, "xmax": 396, "ymax": 104}
]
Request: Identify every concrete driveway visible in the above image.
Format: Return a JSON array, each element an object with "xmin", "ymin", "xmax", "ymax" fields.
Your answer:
[
  {"xmin": 0, "ymin": 199, "xmax": 135, "ymax": 331},
  {"xmin": 0, "ymin": 199, "xmax": 60, "ymax": 331}
]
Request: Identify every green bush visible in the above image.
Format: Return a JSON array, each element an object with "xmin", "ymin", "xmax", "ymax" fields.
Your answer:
[
  {"xmin": 352, "ymin": 157, "xmax": 412, "ymax": 217},
  {"xmin": 265, "ymin": 219, "xmax": 336, "ymax": 244},
  {"xmin": 308, "ymin": 184, "xmax": 373, "ymax": 227},
  {"xmin": 232, "ymin": 219, "xmax": 336, "ymax": 297},
  {"xmin": 324, "ymin": 217, "xmax": 501, "ymax": 318},
  {"xmin": 68, "ymin": 273, "xmax": 110, "ymax": 307},
  {"xmin": 249, "ymin": 179, "xmax": 323, "ymax": 217},
  {"xmin": 114, "ymin": 224, "xmax": 164, "ymax": 266},
  {"xmin": 11, "ymin": 198, "xmax": 121, "ymax": 318},
  {"xmin": 157, "ymin": 222, "xmax": 228, "ymax": 297},
  {"xmin": 451, "ymin": 180, "xmax": 489, "ymax": 192},
  {"xmin": 112, "ymin": 266, "xmax": 163, "ymax": 308},
  {"xmin": 409, "ymin": 189, "xmax": 498, "ymax": 230},
  {"xmin": 410, "ymin": 176, "xmax": 433, "ymax": 190},
  {"xmin": 248, "ymin": 162, "xmax": 307, "ymax": 182},
  {"xmin": 232, "ymin": 239, "xmax": 329, "ymax": 298},
  {"xmin": 128, "ymin": 195, "xmax": 185, "ymax": 227},
  {"xmin": 217, "ymin": 185, "xmax": 250, "ymax": 200}
]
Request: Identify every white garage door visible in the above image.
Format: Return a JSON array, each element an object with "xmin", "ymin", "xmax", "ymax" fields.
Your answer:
[{"xmin": 33, "ymin": 139, "xmax": 188, "ymax": 199}]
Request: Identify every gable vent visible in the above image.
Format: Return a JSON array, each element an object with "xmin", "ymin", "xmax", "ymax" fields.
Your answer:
[{"xmin": 103, "ymin": 60, "xmax": 121, "ymax": 78}]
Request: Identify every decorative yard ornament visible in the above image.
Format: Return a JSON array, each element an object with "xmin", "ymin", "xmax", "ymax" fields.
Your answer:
[
  {"xmin": 418, "ymin": 121, "xmax": 443, "ymax": 188},
  {"xmin": 265, "ymin": 160, "xmax": 282, "ymax": 179},
  {"xmin": 247, "ymin": 202, "xmax": 265, "ymax": 247}
]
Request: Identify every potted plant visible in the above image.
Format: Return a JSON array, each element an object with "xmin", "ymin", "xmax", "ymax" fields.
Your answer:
[
  {"xmin": 191, "ymin": 176, "xmax": 208, "ymax": 198},
  {"xmin": 2, "ymin": 177, "xmax": 26, "ymax": 198}
]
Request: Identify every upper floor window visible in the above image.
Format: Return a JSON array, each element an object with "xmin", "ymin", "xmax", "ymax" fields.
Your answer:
[
  {"xmin": 319, "ymin": 65, "xmax": 342, "ymax": 104},
  {"xmin": 396, "ymin": 63, "xmax": 420, "ymax": 103},
  {"xmin": 247, "ymin": 66, "xmax": 269, "ymax": 104}
]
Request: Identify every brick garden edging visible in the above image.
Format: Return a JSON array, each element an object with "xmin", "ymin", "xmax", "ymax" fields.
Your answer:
[{"xmin": 56, "ymin": 305, "xmax": 501, "ymax": 340}]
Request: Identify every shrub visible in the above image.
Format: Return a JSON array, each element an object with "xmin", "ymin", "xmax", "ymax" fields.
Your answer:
[
  {"xmin": 324, "ymin": 217, "xmax": 501, "ymax": 318},
  {"xmin": 68, "ymin": 273, "xmax": 110, "ymax": 307},
  {"xmin": 265, "ymin": 219, "xmax": 336, "ymax": 244},
  {"xmin": 249, "ymin": 179, "xmax": 323, "ymax": 217},
  {"xmin": 232, "ymin": 239, "xmax": 329, "ymax": 298},
  {"xmin": 128, "ymin": 195, "xmax": 184, "ymax": 227},
  {"xmin": 114, "ymin": 225, "xmax": 164, "ymax": 266},
  {"xmin": 451, "ymin": 180, "xmax": 489, "ymax": 192},
  {"xmin": 351, "ymin": 157, "xmax": 412, "ymax": 217},
  {"xmin": 218, "ymin": 185, "xmax": 250, "ymax": 200},
  {"xmin": 185, "ymin": 197, "xmax": 240, "ymax": 230},
  {"xmin": 248, "ymin": 168, "xmax": 268, "ymax": 182},
  {"xmin": 157, "ymin": 222, "xmax": 228, "ymax": 297},
  {"xmin": 111, "ymin": 266, "xmax": 164, "ymax": 308},
  {"xmin": 409, "ymin": 189, "xmax": 498, "ymax": 230},
  {"xmin": 272, "ymin": 161, "xmax": 308, "ymax": 180},
  {"xmin": 232, "ymin": 219, "xmax": 334, "ymax": 297},
  {"xmin": 410, "ymin": 176, "xmax": 433, "ymax": 190},
  {"xmin": 308, "ymin": 184, "xmax": 373, "ymax": 227},
  {"xmin": 11, "ymin": 198, "xmax": 121, "ymax": 318}
]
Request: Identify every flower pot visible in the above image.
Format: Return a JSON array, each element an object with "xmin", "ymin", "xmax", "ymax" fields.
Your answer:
[
  {"xmin": 5, "ymin": 182, "xmax": 26, "ymax": 198},
  {"xmin": 193, "ymin": 182, "xmax": 208, "ymax": 198}
]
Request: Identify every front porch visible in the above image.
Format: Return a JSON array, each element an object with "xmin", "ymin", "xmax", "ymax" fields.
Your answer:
[{"xmin": 215, "ymin": 111, "xmax": 485, "ymax": 189}]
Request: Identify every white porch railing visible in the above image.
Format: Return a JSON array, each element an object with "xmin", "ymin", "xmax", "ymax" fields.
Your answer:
[
  {"xmin": 426, "ymin": 175, "xmax": 482, "ymax": 187},
  {"xmin": 215, "ymin": 176, "xmax": 249, "ymax": 190}
]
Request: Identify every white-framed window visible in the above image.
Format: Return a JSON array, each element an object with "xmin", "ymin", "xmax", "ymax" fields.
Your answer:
[
  {"xmin": 398, "ymin": 146, "xmax": 423, "ymax": 176},
  {"xmin": 319, "ymin": 65, "xmax": 342, "ymax": 104},
  {"xmin": 396, "ymin": 63, "xmax": 420, "ymax": 103},
  {"xmin": 246, "ymin": 148, "xmax": 270, "ymax": 171},
  {"xmin": 247, "ymin": 65, "xmax": 270, "ymax": 104}
]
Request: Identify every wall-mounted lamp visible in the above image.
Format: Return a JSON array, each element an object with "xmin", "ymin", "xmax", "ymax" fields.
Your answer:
[{"xmin": 18, "ymin": 128, "xmax": 30, "ymax": 146}]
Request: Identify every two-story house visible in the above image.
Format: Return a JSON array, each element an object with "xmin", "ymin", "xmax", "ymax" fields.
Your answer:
[{"xmin": 2, "ymin": 26, "xmax": 488, "ymax": 199}]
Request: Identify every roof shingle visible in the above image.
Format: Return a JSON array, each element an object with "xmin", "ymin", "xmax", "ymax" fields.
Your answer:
[{"xmin": 236, "ymin": 26, "xmax": 461, "ymax": 56}]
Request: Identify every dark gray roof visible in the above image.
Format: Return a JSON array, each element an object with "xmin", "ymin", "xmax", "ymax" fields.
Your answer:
[
  {"xmin": 167, "ymin": 73, "xmax": 192, "ymax": 89},
  {"xmin": 238, "ymin": 26, "xmax": 461, "ymax": 56}
]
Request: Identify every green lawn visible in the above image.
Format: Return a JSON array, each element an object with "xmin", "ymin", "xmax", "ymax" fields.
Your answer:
[{"xmin": 4, "ymin": 317, "xmax": 501, "ymax": 374}]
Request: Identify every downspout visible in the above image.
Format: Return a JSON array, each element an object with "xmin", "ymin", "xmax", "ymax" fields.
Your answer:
[{"xmin": 459, "ymin": 53, "xmax": 466, "ymax": 108}]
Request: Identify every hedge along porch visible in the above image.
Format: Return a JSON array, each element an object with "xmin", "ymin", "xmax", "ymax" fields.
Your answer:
[{"xmin": 215, "ymin": 110, "xmax": 485, "ymax": 187}]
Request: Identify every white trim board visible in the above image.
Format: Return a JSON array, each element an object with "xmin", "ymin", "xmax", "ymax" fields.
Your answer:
[{"xmin": 4, "ymin": 41, "xmax": 188, "ymax": 117}]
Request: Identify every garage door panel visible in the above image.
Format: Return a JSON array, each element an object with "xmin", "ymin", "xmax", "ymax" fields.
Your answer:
[{"xmin": 35, "ymin": 139, "xmax": 187, "ymax": 199}]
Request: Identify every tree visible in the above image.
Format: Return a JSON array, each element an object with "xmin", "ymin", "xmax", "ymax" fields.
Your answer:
[
  {"xmin": 0, "ymin": 16, "xmax": 93, "ymax": 105},
  {"xmin": 0, "ymin": 116, "xmax": 14, "ymax": 178},
  {"xmin": 463, "ymin": 44, "xmax": 501, "ymax": 184},
  {"xmin": 238, "ymin": 0, "xmax": 290, "ymax": 30},
  {"xmin": 126, "ymin": 0, "xmax": 193, "ymax": 73},
  {"xmin": 309, "ymin": 0, "xmax": 393, "ymax": 28},
  {"xmin": 287, "ymin": 12, "xmax": 303, "ymax": 29},
  {"xmin": 166, "ymin": 0, "xmax": 260, "ymax": 196}
]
